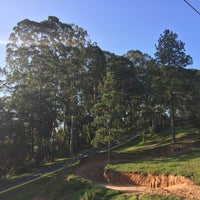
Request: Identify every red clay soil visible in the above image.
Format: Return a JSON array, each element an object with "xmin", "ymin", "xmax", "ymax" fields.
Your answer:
[
  {"xmin": 74, "ymin": 153, "xmax": 108, "ymax": 182},
  {"xmin": 74, "ymin": 153, "xmax": 200, "ymax": 200}
]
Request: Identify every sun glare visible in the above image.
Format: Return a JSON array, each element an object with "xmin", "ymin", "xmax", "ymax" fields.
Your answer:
[{"xmin": 0, "ymin": 40, "xmax": 8, "ymax": 45}]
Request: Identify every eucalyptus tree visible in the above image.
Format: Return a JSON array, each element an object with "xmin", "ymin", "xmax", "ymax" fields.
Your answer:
[
  {"xmin": 124, "ymin": 50, "xmax": 162, "ymax": 129},
  {"xmin": 76, "ymin": 44, "xmax": 106, "ymax": 145},
  {"xmin": 105, "ymin": 51, "xmax": 139, "ymax": 127},
  {"xmin": 155, "ymin": 29, "xmax": 192, "ymax": 143},
  {"xmin": 84, "ymin": 45, "xmax": 106, "ymax": 105},
  {"xmin": 136, "ymin": 59, "xmax": 164, "ymax": 132},
  {"xmin": 5, "ymin": 16, "xmax": 91, "ymax": 160}
]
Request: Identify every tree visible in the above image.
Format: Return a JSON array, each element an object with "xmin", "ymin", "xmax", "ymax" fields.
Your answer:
[
  {"xmin": 155, "ymin": 29, "xmax": 192, "ymax": 68},
  {"xmin": 106, "ymin": 51, "xmax": 139, "ymax": 127},
  {"xmin": 0, "ymin": 96, "xmax": 27, "ymax": 176},
  {"xmin": 4, "ymin": 16, "xmax": 91, "ymax": 161},
  {"xmin": 124, "ymin": 50, "xmax": 161, "ymax": 129},
  {"xmin": 187, "ymin": 70, "xmax": 200, "ymax": 137},
  {"xmin": 155, "ymin": 29, "xmax": 193, "ymax": 143},
  {"xmin": 91, "ymin": 71, "xmax": 126, "ymax": 150}
]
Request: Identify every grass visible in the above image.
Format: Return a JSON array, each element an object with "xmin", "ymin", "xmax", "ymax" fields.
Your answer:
[
  {"xmin": 1, "ymin": 125, "xmax": 199, "ymax": 199},
  {"xmin": 107, "ymin": 125, "xmax": 200, "ymax": 185},
  {"xmin": 1, "ymin": 170, "xmax": 184, "ymax": 200},
  {"xmin": 114, "ymin": 125, "xmax": 199, "ymax": 154},
  {"xmin": 0, "ymin": 157, "xmax": 68, "ymax": 189},
  {"xmin": 0, "ymin": 169, "xmax": 120, "ymax": 200},
  {"xmin": 106, "ymin": 150, "xmax": 200, "ymax": 184},
  {"xmin": 0, "ymin": 165, "xmax": 185, "ymax": 200}
]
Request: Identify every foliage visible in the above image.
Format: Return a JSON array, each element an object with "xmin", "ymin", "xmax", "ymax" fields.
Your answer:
[
  {"xmin": 91, "ymin": 71, "xmax": 126, "ymax": 147},
  {"xmin": 155, "ymin": 29, "xmax": 192, "ymax": 68},
  {"xmin": 155, "ymin": 29, "xmax": 193, "ymax": 143},
  {"xmin": 0, "ymin": 17, "xmax": 199, "ymax": 178}
]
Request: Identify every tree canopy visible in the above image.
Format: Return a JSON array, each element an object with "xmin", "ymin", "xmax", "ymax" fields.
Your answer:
[
  {"xmin": 155, "ymin": 29, "xmax": 193, "ymax": 143},
  {"xmin": 0, "ymin": 18, "xmax": 199, "ymax": 178},
  {"xmin": 155, "ymin": 29, "xmax": 193, "ymax": 68}
]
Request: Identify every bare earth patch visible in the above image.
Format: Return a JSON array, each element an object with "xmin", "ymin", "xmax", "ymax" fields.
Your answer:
[
  {"xmin": 103, "ymin": 181, "xmax": 200, "ymax": 199},
  {"xmin": 74, "ymin": 153, "xmax": 200, "ymax": 199}
]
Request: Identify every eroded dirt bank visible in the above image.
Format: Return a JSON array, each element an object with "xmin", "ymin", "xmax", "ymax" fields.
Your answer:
[
  {"xmin": 74, "ymin": 153, "xmax": 200, "ymax": 199},
  {"xmin": 104, "ymin": 170, "xmax": 192, "ymax": 188}
]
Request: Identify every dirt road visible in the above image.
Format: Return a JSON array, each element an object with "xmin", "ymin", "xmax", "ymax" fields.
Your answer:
[{"xmin": 74, "ymin": 153, "xmax": 200, "ymax": 200}]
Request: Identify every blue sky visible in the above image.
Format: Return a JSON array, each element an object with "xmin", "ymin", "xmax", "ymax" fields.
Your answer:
[{"xmin": 0, "ymin": 0, "xmax": 200, "ymax": 69}]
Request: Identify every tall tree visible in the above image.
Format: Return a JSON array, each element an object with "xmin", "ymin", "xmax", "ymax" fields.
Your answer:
[
  {"xmin": 106, "ymin": 51, "xmax": 139, "ymax": 127},
  {"xmin": 187, "ymin": 70, "xmax": 200, "ymax": 136},
  {"xmin": 4, "ymin": 16, "xmax": 90, "ymax": 161},
  {"xmin": 91, "ymin": 71, "xmax": 126, "ymax": 150},
  {"xmin": 76, "ymin": 45, "xmax": 106, "ymax": 145},
  {"xmin": 155, "ymin": 29, "xmax": 192, "ymax": 143},
  {"xmin": 124, "ymin": 50, "xmax": 160, "ymax": 129}
]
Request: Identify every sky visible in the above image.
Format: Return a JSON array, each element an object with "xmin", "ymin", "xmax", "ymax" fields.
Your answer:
[{"xmin": 0, "ymin": 0, "xmax": 200, "ymax": 69}]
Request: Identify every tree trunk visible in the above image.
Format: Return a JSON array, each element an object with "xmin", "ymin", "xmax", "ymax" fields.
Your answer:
[
  {"xmin": 170, "ymin": 92, "xmax": 176, "ymax": 143},
  {"xmin": 51, "ymin": 122, "xmax": 56, "ymax": 161},
  {"xmin": 70, "ymin": 115, "xmax": 75, "ymax": 155},
  {"xmin": 151, "ymin": 111, "xmax": 156, "ymax": 133},
  {"xmin": 30, "ymin": 130, "xmax": 34, "ymax": 159}
]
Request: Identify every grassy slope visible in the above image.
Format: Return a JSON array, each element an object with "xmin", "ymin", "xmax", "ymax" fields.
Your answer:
[
  {"xmin": 108, "ymin": 125, "xmax": 200, "ymax": 185},
  {"xmin": 0, "ymin": 170, "xmax": 120, "ymax": 200},
  {"xmin": 1, "ymin": 125, "xmax": 199, "ymax": 200},
  {"xmin": 1, "ymin": 170, "xmax": 183, "ymax": 200},
  {"xmin": 115, "ymin": 126, "xmax": 199, "ymax": 153},
  {"xmin": 107, "ymin": 150, "xmax": 200, "ymax": 184}
]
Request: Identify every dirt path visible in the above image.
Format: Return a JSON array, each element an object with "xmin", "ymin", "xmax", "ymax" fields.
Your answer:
[
  {"xmin": 103, "ymin": 183, "xmax": 200, "ymax": 199},
  {"xmin": 74, "ymin": 154, "xmax": 200, "ymax": 200}
]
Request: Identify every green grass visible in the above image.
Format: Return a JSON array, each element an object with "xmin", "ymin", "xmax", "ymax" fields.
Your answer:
[
  {"xmin": 107, "ymin": 125, "xmax": 200, "ymax": 185},
  {"xmin": 0, "ymin": 169, "xmax": 121, "ymax": 200},
  {"xmin": 114, "ymin": 125, "xmax": 199, "ymax": 154},
  {"xmin": 106, "ymin": 150, "xmax": 200, "ymax": 184},
  {"xmin": 1, "ymin": 167, "xmax": 184, "ymax": 200},
  {"xmin": 0, "ymin": 157, "xmax": 68, "ymax": 189},
  {"xmin": 1, "ymin": 125, "xmax": 199, "ymax": 199}
]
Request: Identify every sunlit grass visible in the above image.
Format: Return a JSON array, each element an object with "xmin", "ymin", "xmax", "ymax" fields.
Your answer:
[
  {"xmin": 107, "ymin": 150, "xmax": 200, "ymax": 183},
  {"xmin": 1, "ymin": 170, "xmax": 120, "ymax": 200},
  {"xmin": 44, "ymin": 157, "xmax": 67, "ymax": 166},
  {"xmin": 1, "ymin": 169, "xmax": 184, "ymax": 200},
  {"xmin": 114, "ymin": 125, "xmax": 199, "ymax": 154},
  {"xmin": 107, "ymin": 126, "xmax": 200, "ymax": 185},
  {"xmin": 0, "ymin": 157, "xmax": 68, "ymax": 189},
  {"xmin": 1, "ymin": 125, "xmax": 199, "ymax": 199}
]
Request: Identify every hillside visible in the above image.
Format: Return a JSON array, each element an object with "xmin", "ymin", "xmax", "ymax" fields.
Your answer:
[
  {"xmin": 1, "ymin": 125, "xmax": 200, "ymax": 200},
  {"xmin": 75, "ymin": 125, "xmax": 200, "ymax": 199}
]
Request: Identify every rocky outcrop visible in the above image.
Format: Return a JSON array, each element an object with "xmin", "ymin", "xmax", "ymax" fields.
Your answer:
[{"xmin": 104, "ymin": 169, "xmax": 192, "ymax": 188}]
